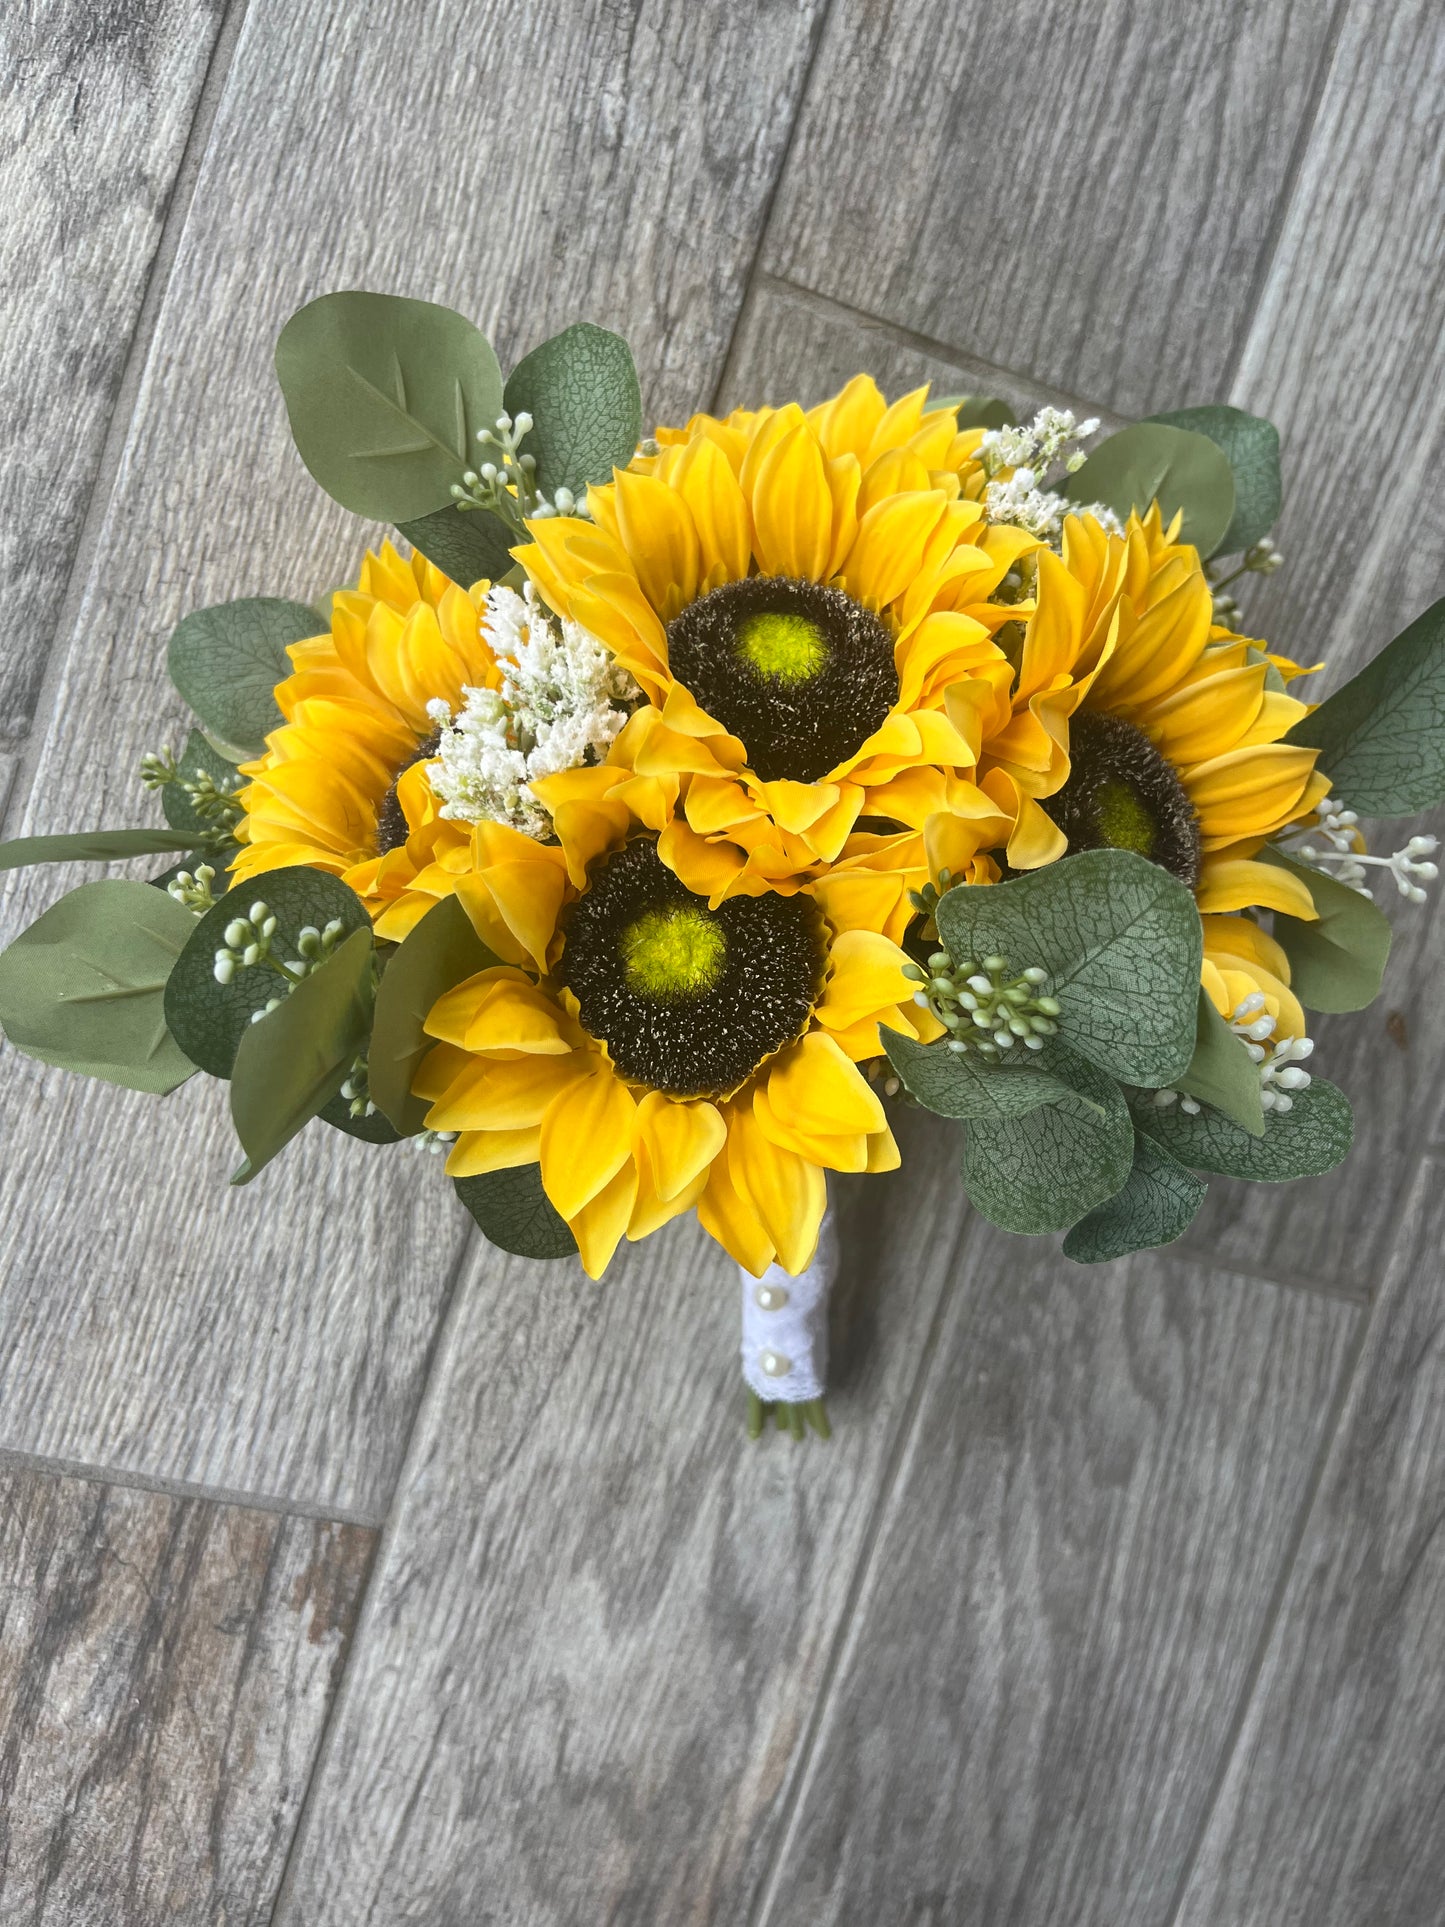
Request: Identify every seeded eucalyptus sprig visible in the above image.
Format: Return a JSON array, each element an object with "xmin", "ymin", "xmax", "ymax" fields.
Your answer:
[{"xmin": 902, "ymin": 950, "xmax": 1060, "ymax": 1061}]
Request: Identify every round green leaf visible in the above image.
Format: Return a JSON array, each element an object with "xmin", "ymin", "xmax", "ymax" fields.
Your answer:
[
  {"xmin": 934, "ymin": 849, "xmax": 1202, "ymax": 1088},
  {"xmin": 1285, "ymin": 595, "xmax": 1445, "ymax": 816},
  {"xmin": 1130, "ymin": 1078, "xmax": 1353, "ymax": 1181},
  {"xmin": 936, "ymin": 395, "xmax": 1016, "ymax": 431},
  {"xmin": 0, "ymin": 880, "xmax": 197, "ymax": 1094},
  {"xmin": 369, "ymin": 895, "xmax": 500, "ymax": 1135},
  {"xmin": 167, "ymin": 598, "xmax": 324, "ymax": 760},
  {"xmin": 229, "ymin": 928, "xmax": 375, "ymax": 1183},
  {"xmin": 880, "ymin": 1022, "xmax": 1073, "ymax": 1118},
  {"xmin": 160, "ymin": 730, "xmax": 243, "ymax": 841},
  {"xmin": 275, "ymin": 291, "xmax": 504, "ymax": 522},
  {"xmin": 502, "ymin": 322, "xmax": 642, "ymax": 496},
  {"xmin": 1147, "ymin": 405, "xmax": 1281, "ymax": 554},
  {"xmin": 1062, "ymin": 1129, "xmax": 1208, "ymax": 1263},
  {"xmin": 454, "ymin": 1165, "xmax": 578, "ymax": 1260},
  {"xmin": 962, "ymin": 1046, "xmax": 1133, "ymax": 1234},
  {"xmin": 1261, "ymin": 849, "xmax": 1391, "ymax": 1013},
  {"xmin": 164, "ymin": 865, "xmax": 370, "ymax": 1077},
  {"xmin": 396, "ymin": 503, "xmax": 516, "ymax": 587},
  {"xmin": 1063, "ymin": 421, "xmax": 1236, "ymax": 556}
]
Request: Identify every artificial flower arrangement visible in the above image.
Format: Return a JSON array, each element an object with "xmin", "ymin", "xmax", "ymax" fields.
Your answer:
[{"xmin": 3, "ymin": 292, "xmax": 1443, "ymax": 1438}]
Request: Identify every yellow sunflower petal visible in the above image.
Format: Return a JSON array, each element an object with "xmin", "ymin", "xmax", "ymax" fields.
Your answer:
[
  {"xmin": 726, "ymin": 1104, "xmax": 827, "ymax": 1275},
  {"xmin": 636, "ymin": 1091, "xmax": 728, "ymax": 1202},
  {"xmin": 697, "ymin": 1136, "xmax": 776, "ymax": 1276},
  {"xmin": 1196, "ymin": 856, "xmax": 1319, "ymax": 920},
  {"xmin": 571, "ymin": 1160, "xmax": 641, "ymax": 1279},
  {"xmin": 750, "ymin": 422, "xmax": 834, "ymax": 582},
  {"xmin": 539, "ymin": 1062, "xmax": 639, "ymax": 1221},
  {"xmin": 444, "ymin": 1126, "xmax": 543, "ymax": 1178}
]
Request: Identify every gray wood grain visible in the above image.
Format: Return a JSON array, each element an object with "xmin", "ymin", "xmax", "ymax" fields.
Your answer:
[
  {"xmin": 761, "ymin": 0, "xmax": 1342, "ymax": 415},
  {"xmin": 272, "ymin": 1109, "xmax": 969, "ymax": 1927},
  {"xmin": 1173, "ymin": 1156, "xmax": 1445, "ymax": 1927},
  {"xmin": 0, "ymin": 0, "xmax": 828, "ymax": 1514},
  {"xmin": 1174, "ymin": 0, "xmax": 1445, "ymax": 1293},
  {"xmin": 0, "ymin": 1461, "xmax": 373, "ymax": 1925},
  {"xmin": 754, "ymin": 1233, "xmax": 1358, "ymax": 1927},
  {"xmin": 0, "ymin": 0, "xmax": 225, "ymax": 750}
]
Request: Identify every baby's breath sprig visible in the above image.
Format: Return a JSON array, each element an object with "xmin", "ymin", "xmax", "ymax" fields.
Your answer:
[
  {"xmin": 902, "ymin": 949, "xmax": 1061, "ymax": 1061},
  {"xmin": 449, "ymin": 411, "xmax": 593, "ymax": 534}
]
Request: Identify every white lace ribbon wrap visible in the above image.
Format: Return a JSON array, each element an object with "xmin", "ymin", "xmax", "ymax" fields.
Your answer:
[{"xmin": 739, "ymin": 1206, "xmax": 837, "ymax": 1402}]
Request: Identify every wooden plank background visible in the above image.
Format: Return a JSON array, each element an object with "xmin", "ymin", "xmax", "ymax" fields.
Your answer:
[{"xmin": 1, "ymin": 1, "xmax": 1442, "ymax": 1921}]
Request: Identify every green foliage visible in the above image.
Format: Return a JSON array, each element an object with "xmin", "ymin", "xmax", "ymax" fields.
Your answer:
[
  {"xmin": 0, "ymin": 827, "xmax": 198, "ymax": 873},
  {"xmin": 369, "ymin": 895, "xmax": 500, "ymax": 1134},
  {"xmin": 1063, "ymin": 421, "xmax": 1236, "ymax": 557},
  {"xmin": 159, "ymin": 730, "xmax": 243, "ymax": 842},
  {"xmin": 936, "ymin": 394, "xmax": 1016, "ymax": 431},
  {"xmin": 1262, "ymin": 849, "xmax": 1392, "ymax": 1013},
  {"xmin": 167, "ymin": 598, "xmax": 324, "ymax": 760},
  {"xmin": 1147, "ymin": 405, "xmax": 1281, "ymax": 553},
  {"xmin": 395, "ymin": 503, "xmax": 517, "ymax": 586},
  {"xmin": 1131, "ymin": 1079, "xmax": 1353, "ymax": 1181},
  {"xmin": 0, "ymin": 879, "xmax": 196, "ymax": 1094},
  {"xmin": 1285, "ymin": 596, "xmax": 1445, "ymax": 815},
  {"xmin": 503, "ymin": 322, "xmax": 642, "ymax": 496},
  {"xmin": 879, "ymin": 1023, "xmax": 1073, "ymax": 1118},
  {"xmin": 962, "ymin": 1045, "xmax": 1133, "ymax": 1234},
  {"xmin": 453, "ymin": 1164, "xmax": 578, "ymax": 1259},
  {"xmin": 274, "ymin": 291, "xmax": 504, "ymax": 522},
  {"xmin": 318, "ymin": 1088, "xmax": 404, "ymax": 1144},
  {"xmin": 1062, "ymin": 1129, "xmax": 1208, "ymax": 1263},
  {"xmin": 1174, "ymin": 988, "xmax": 1264, "ymax": 1135},
  {"xmin": 165, "ymin": 865, "xmax": 370, "ymax": 1076},
  {"xmin": 229, "ymin": 928, "xmax": 375, "ymax": 1183},
  {"xmin": 934, "ymin": 849, "xmax": 1201, "ymax": 1087},
  {"xmin": 502, "ymin": 322, "xmax": 643, "ymax": 497}
]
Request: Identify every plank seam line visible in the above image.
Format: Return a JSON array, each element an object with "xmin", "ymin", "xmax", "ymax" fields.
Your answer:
[
  {"xmin": 1166, "ymin": 1241, "xmax": 1368, "ymax": 1310},
  {"xmin": 744, "ymin": 1207, "xmax": 978, "ymax": 1927},
  {"xmin": 1219, "ymin": 0, "xmax": 1351, "ymax": 400},
  {"xmin": 0, "ymin": 1443, "xmax": 383, "ymax": 1528},
  {"xmin": 1, "ymin": 0, "xmax": 253, "ymax": 827},
  {"xmin": 266, "ymin": 1221, "xmax": 483, "ymax": 1924},
  {"xmin": 708, "ymin": 0, "xmax": 838, "ymax": 416},
  {"xmin": 746, "ymin": 272, "xmax": 1118, "ymax": 422},
  {"xmin": 1159, "ymin": 1285, "xmax": 1374, "ymax": 1925}
]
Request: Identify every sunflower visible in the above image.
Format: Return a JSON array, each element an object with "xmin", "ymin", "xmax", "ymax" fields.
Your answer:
[
  {"xmin": 230, "ymin": 542, "xmax": 488, "ymax": 936},
  {"xmin": 413, "ymin": 787, "xmax": 942, "ymax": 1279},
  {"xmin": 516, "ymin": 377, "xmax": 1043, "ymax": 909}
]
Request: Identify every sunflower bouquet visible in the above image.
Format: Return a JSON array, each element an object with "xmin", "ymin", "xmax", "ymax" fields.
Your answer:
[{"xmin": 3, "ymin": 293, "xmax": 1443, "ymax": 1438}]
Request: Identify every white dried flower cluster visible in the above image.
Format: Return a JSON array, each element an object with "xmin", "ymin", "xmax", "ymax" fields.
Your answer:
[
  {"xmin": 1284, "ymin": 797, "xmax": 1440, "ymax": 904},
  {"xmin": 977, "ymin": 407, "xmax": 1119, "ymax": 547},
  {"xmin": 426, "ymin": 583, "xmax": 639, "ymax": 838}
]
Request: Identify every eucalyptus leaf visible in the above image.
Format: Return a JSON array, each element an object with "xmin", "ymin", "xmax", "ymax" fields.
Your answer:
[
  {"xmin": 229, "ymin": 928, "xmax": 375, "ymax": 1183},
  {"xmin": 934, "ymin": 849, "xmax": 1201, "ymax": 1087},
  {"xmin": 165, "ymin": 865, "xmax": 370, "ymax": 1077},
  {"xmin": 275, "ymin": 291, "xmax": 504, "ymax": 522},
  {"xmin": 1147, "ymin": 405, "xmax": 1281, "ymax": 554},
  {"xmin": 160, "ymin": 730, "xmax": 243, "ymax": 842},
  {"xmin": 1284, "ymin": 596, "xmax": 1445, "ymax": 815},
  {"xmin": 1130, "ymin": 1078, "xmax": 1353, "ymax": 1181},
  {"xmin": 1261, "ymin": 849, "xmax": 1391, "ymax": 1013},
  {"xmin": 0, "ymin": 828, "xmax": 198, "ymax": 873},
  {"xmin": 0, "ymin": 879, "xmax": 196, "ymax": 1094},
  {"xmin": 502, "ymin": 322, "xmax": 642, "ymax": 496},
  {"xmin": 962, "ymin": 1045, "xmax": 1133, "ymax": 1234},
  {"xmin": 1174, "ymin": 987, "xmax": 1264, "ymax": 1136},
  {"xmin": 936, "ymin": 394, "xmax": 1016, "ymax": 431},
  {"xmin": 369, "ymin": 895, "xmax": 500, "ymax": 1134},
  {"xmin": 319, "ymin": 1087, "xmax": 404, "ymax": 1143},
  {"xmin": 395, "ymin": 503, "xmax": 516, "ymax": 586},
  {"xmin": 880, "ymin": 1023, "xmax": 1073, "ymax": 1118},
  {"xmin": 1062, "ymin": 1129, "xmax": 1208, "ymax": 1263},
  {"xmin": 167, "ymin": 598, "xmax": 324, "ymax": 760},
  {"xmin": 454, "ymin": 1164, "xmax": 578, "ymax": 1260},
  {"xmin": 1063, "ymin": 421, "xmax": 1236, "ymax": 556}
]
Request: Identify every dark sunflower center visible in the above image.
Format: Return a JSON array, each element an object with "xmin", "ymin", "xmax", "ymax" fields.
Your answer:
[
  {"xmin": 666, "ymin": 576, "xmax": 898, "ymax": 784},
  {"xmin": 1043, "ymin": 710, "xmax": 1202, "ymax": 888},
  {"xmin": 558, "ymin": 839, "xmax": 826, "ymax": 1097},
  {"xmin": 376, "ymin": 728, "xmax": 441, "ymax": 854}
]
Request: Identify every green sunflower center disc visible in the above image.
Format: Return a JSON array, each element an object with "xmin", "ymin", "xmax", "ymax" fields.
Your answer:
[
  {"xmin": 666, "ymin": 576, "xmax": 899, "ymax": 784},
  {"xmin": 559, "ymin": 840, "xmax": 826, "ymax": 1097},
  {"xmin": 1044, "ymin": 710, "xmax": 1202, "ymax": 888},
  {"xmin": 620, "ymin": 907, "xmax": 727, "ymax": 997}
]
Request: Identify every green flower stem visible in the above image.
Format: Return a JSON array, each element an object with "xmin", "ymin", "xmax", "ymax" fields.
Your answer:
[{"xmin": 745, "ymin": 1390, "xmax": 831, "ymax": 1441}]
